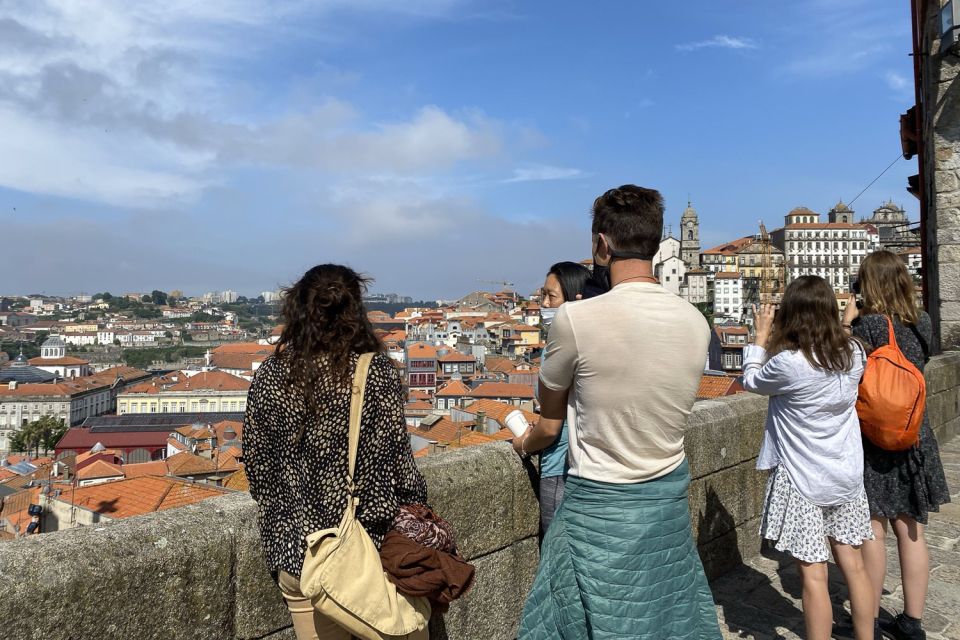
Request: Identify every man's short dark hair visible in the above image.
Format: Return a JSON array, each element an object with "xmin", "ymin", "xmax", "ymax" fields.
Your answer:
[{"xmin": 591, "ymin": 185, "xmax": 664, "ymax": 260}]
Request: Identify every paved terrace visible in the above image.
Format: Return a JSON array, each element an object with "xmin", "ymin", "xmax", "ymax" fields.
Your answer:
[
  {"xmin": 713, "ymin": 438, "xmax": 960, "ymax": 640},
  {"xmin": 0, "ymin": 352, "xmax": 958, "ymax": 640}
]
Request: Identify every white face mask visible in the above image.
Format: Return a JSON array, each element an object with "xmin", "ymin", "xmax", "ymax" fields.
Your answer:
[{"xmin": 541, "ymin": 307, "xmax": 558, "ymax": 327}]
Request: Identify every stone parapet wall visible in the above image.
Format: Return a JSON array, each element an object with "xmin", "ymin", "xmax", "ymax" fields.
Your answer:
[{"xmin": 2, "ymin": 352, "xmax": 958, "ymax": 640}]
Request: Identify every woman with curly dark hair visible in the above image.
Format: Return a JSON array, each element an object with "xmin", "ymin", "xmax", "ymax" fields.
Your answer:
[{"xmin": 243, "ymin": 264, "xmax": 427, "ymax": 640}]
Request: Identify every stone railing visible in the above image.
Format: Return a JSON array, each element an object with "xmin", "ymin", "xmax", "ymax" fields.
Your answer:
[{"xmin": 2, "ymin": 352, "xmax": 959, "ymax": 640}]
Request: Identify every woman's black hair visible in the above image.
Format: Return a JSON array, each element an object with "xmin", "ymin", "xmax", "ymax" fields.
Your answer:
[{"xmin": 547, "ymin": 262, "xmax": 592, "ymax": 303}]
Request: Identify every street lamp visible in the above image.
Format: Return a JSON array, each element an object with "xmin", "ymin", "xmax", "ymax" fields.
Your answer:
[{"xmin": 942, "ymin": 0, "xmax": 960, "ymax": 52}]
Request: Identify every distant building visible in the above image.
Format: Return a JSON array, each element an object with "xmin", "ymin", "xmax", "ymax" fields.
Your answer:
[
  {"xmin": 771, "ymin": 206, "xmax": 881, "ymax": 293},
  {"xmin": 708, "ymin": 325, "xmax": 749, "ymax": 373},
  {"xmin": 0, "ymin": 366, "xmax": 152, "ymax": 450},
  {"xmin": 28, "ymin": 336, "xmax": 90, "ymax": 378},
  {"xmin": 406, "ymin": 343, "xmax": 438, "ymax": 394},
  {"xmin": 901, "ymin": 246, "xmax": 923, "ymax": 281},
  {"xmin": 713, "ymin": 272, "xmax": 745, "ymax": 323},
  {"xmin": 681, "ymin": 269, "xmax": 712, "ymax": 306},
  {"xmin": 221, "ymin": 290, "xmax": 238, "ymax": 304},
  {"xmin": 117, "ymin": 370, "xmax": 250, "ymax": 415},
  {"xmin": 679, "ymin": 201, "xmax": 701, "ymax": 267}
]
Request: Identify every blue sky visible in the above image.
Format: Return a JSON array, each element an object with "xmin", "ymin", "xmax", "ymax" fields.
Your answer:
[{"xmin": 0, "ymin": 0, "xmax": 917, "ymax": 299}]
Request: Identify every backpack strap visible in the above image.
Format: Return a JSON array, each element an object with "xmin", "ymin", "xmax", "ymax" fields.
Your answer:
[{"xmin": 885, "ymin": 315, "xmax": 898, "ymax": 349}]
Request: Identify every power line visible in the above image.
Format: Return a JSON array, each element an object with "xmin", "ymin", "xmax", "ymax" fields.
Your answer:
[{"xmin": 847, "ymin": 154, "xmax": 903, "ymax": 208}]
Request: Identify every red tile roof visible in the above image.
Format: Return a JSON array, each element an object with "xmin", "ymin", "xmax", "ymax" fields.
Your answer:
[
  {"xmin": 438, "ymin": 352, "xmax": 476, "ymax": 363},
  {"xmin": 697, "ymin": 375, "xmax": 745, "ymax": 400},
  {"xmin": 57, "ymin": 476, "xmax": 228, "ymax": 519},
  {"xmin": 703, "ymin": 236, "xmax": 753, "ymax": 256},
  {"xmin": 469, "ymin": 382, "xmax": 535, "ymax": 399},
  {"xmin": 715, "ymin": 272, "xmax": 742, "ymax": 280},
  {"xmin": 407, "ymin": 343, "xmax": 438, "ymax": 359},
  {"xmin": 165, "ymin": 452, "xmax": 217, "ymax": 476},
  {"xmin": 223, "ymin": 468, "xmax": 249, "ymax": 491},
  {"xmin": 436, "ymin": 380, "xmax": 471, "ymax": 397},
  {"xmin": 121, "ymin": 461, "xmax": 169, "ymax": 479},
  {"xmin": 77, "ymin": 460, "xmax": 124, "ymax": 481},
  {"xmin": 28, "ymin": 356, "xmax": 89, "ymax": 366},
  {"xmin": 458, "ymin": 399, "xmax": 539, "ymax": 429}
]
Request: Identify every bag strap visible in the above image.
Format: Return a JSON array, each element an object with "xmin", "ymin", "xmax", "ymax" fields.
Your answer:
[
  {"xmin": 346, "ymin": 353, "xmax": 375, "ymax": 497},
  {"xmin": 885, "ymin": 315, "xmax": 898, "ymax": 350},
  {"xmin": 907, "ymin": 322, "xmax": 931, "ymax": 365}
]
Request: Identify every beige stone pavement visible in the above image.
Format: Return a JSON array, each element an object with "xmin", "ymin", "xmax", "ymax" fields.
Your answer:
[{"xmin": 712, "ymin": 438, "xmax": 960, "ymax": 640}]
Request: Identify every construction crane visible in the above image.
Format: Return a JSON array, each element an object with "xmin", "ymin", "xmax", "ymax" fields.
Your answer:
[
  {"xmin": 477, "ymin": 279, "xmax": 517, "ymax": 305},
  {"xmin": 477, "ymin": 279, "xmax": 515, "ymax": 289},
  {"xmin": 758, "ymin": 221, "xmax": 785, "ymax": 305}
]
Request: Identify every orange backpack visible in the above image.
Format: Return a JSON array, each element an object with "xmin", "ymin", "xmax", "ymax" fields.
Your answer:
[{"xmin": 856, "ymin": 316, "xmax": 926, "ymax": 451}]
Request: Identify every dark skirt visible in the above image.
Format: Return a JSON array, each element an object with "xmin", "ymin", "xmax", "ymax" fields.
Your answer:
[{"xmin": 863, "ymin": 416, "xmax": 951, "ymax": 524}]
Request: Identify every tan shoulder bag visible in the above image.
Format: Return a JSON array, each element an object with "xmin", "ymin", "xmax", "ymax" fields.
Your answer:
[{"xmin": 299, "ymin": 353, "xmax": 431, "ymax": 639}]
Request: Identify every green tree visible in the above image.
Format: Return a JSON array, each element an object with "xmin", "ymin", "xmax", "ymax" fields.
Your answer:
[
  {"xmin": 141, "ymin": 295, "xmax": 152, "ymax": 304},
  {"xmin": 151, "ymin": 290, "xmax": 168, "ymax": 306},
  {"xmin": 694, "ymin": 302, "xmax": 715, "ymax": 327},
  {"xmin": 35, "ymin": 416, "xmax": 68, "ymax": 454}
]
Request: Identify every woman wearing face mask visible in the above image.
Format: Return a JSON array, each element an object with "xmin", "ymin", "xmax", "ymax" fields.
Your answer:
[{"xmin": 532, "ymin": 261, "xmax": 592, "ymax": 533}]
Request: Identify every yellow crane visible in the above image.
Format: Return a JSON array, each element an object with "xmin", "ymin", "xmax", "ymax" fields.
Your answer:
[{"xmin": 758, "ymin": 221, "xmax": 785, "ymax": 305}]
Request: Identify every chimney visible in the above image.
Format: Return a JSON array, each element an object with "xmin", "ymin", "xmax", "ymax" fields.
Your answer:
[
  {"xmin": 7, "ymin": 381, "xmax": 16, "ymax": 390},
  {"xmin": 475, "ymin": 410, "xmax": 486, "ymax": 433},
  {"xmin": 428, "ymin": 440, "xmax": 439, "ymax": 455}
]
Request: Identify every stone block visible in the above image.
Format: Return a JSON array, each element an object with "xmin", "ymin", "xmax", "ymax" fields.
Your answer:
[
  {"xmin": 943, "ymin": 321, "xmax": 960, "ymax": 351},
  {"xmin": 938, "ymin": 169, "xmax": 960, "ymax": 193},
  {"xmin": 689, "ymin": 463, "xmax": 767, "ymax": 546},
  {"xmin": 0, "ymin": 493, "xmax": 251, "ymax": 640},
  {"xmin": 418, "ymin": 443, "xmax": 539, "ymax": 560},
  {"xmin": 431, "ymin": 537, "xmax": 539, "ymax": 640},
  {"xmin": 686, "ymin": 394, "xmax": 767, "ymax": 479},
  {"xmin": 926, "ymin": 354, "xmax": 960, "ymax": 396},
  {"xmin": 233, "ymin": 500, "xmax": 291, "ymax": 639},
  {"xmin": 940, "ymin": 245, "xmax": 960, "ymax": 265},
  {"xmin": 936, "ymin": 207, "xmax": 960, "ymax": 230},
  {"xmin": 698, "ymin": 516, "xmax": 762, "ymax": 580}
]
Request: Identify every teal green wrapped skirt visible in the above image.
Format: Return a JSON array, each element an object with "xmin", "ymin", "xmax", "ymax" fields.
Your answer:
[{"xmin": 519, "ymin": 459, "xmax": 720, "ymax": 639}]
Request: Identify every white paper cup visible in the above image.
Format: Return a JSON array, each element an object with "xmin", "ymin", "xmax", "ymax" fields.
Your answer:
[{"xmin": 504, "ymin": 410, "xmax": 530, "ymax": 437}]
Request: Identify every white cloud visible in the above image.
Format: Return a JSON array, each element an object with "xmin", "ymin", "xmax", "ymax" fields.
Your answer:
[
  {"xmin": 885, "ymin": 71, "xmax": 909, "ymax": 91},
  {"xmin": 503, "ymin": 165, "xmax": 584, "ymax": 184},
  {"xmin": 676, "ymin": 35, "xmax": 759, "ymax": 52},
  {"xmin": 0, "ymin": 1, "xmax": 505, "ymax": 208}
]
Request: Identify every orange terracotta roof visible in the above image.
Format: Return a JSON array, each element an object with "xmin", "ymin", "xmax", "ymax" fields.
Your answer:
[
  {"xmin": 404, "ymin": 400, "xmax": 433, "ymax": 411},
  {"xmin": 76, "ymin": 449, "xmax": 123, "ymax": 465},
  {"xmin": 407, "ymin": 343, "xmax": 438, "ymax": 359},
  {"xmin": 0, "ymin": 486, "xmax": 42, "ymax": 533},
  {"xmin": 436, "ymin": 380, "xmax": 471, "ymax": 397},
  {"xmin": 28, "ymin": 356, "xmax": 89, "ymax": 366},
  {"xmin": 165, "ymin": 452, "xmax": 217, "ymax": 476},
  {"xmin": 121, "ymin": 461, "xmax": 168, "ymax": 479},
  {"xmin": 77, "ymin": 460, "xmax": 124, "ymax": 481},
  {"xmin": 702, "ymin": 236, "xmax": 753, "ymax": 256},
  {"xmin": 159, "ymin": 371, "xmax": 250, "ymax": 393},
  {"xmin": 167, "ymin": 437, "xmax": 187, "ymax": 452},
  {"xmin": 715, "ymin": 272, "xmax": 742, "ymax": 280},
  {"xmin": 458, "ymin": 399, "xmax": 539, "ymax": 429},
  {"xmin": 223, "ymin": 468, "xmax": 249, "ymax": 491},
  {"xmin": 408, "ymin": 419, "xmax": 475, "ymax": 444},
  {"xmin": 212, "ymin": 420, "xmax": 243, "ymax": 442},
  {"xmin": 408, "ymin": 390, "xmax": 432, "ymax": 401},
  {"xmin": 469, "ymin": 382, "xmax": 535, "ymax": 399},
  {"xmin": 0, "ymin": 468, "xmax": 18, "ymax": 482},
  {"xmin": 438, "ymin": 352, "xmax": 476, "ymax": 363},
  {"xmin": 697, "ymin": 375, "xmax": 745, "ymax": 400},
  {"xmin": 58, "ymin": 476, "xmax": 228, "ymax": 519},
  {"xmin": 484, "ymin": 357, "xmax": 517, "ymax": 374}
]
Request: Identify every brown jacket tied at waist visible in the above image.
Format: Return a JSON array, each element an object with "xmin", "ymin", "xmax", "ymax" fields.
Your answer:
[{"xmin": 379, "ymin": 530, "xmax": 476, "ymax": 610}]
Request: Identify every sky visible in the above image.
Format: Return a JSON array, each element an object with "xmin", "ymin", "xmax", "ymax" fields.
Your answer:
[{"xmin": 0, "ymin": 0, "xmax": 918, "ymax": 299}]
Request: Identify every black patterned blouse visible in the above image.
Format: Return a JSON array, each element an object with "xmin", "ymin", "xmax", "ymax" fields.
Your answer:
[{"xmin": 243, "ymin": 352, "xmax": 427, "ymax": 578}]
